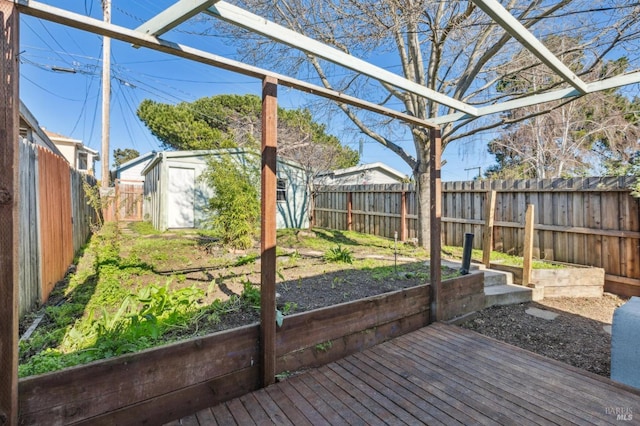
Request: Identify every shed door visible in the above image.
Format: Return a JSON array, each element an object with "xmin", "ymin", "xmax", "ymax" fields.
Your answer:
[{"xmin": 167, "ymin": 167, "xmax": 195, "ymax": 228}]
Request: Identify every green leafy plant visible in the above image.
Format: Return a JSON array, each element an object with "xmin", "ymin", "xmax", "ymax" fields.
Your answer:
[
  {"xmin": 82, "ymin": 175, "xmax": 108, "ymax": 231},
  {"xmin": 324, "ymin": 245, "xmax": 354, "ymax": 264},
  {"xmin": 234, "ymin": 254, "xmax": 259, "ymax": 267},
  {"xmin": 201, "ymin": 153, "xmax": 260, "ymax": 250},
  {"xmin": 241, "ymin": 280, "xmax": 261, "ymax": 309},
  {"xmin": 315, "ymin": 340, "xmax": 333, "ymax": 352},
  {"xmin": 281, "ymin": 302, "xmax": 297, "ymax": 315},
  {"xmin": 20, "ymin": 283, "xmax": 206, "ymax": 377}
]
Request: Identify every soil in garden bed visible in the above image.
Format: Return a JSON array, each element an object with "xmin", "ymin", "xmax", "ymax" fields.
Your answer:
[{"xmin": 459, "ymin": 293, "xmax": 629, "ymax": 377}]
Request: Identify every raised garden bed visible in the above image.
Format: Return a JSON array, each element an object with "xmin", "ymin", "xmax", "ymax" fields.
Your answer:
[{"xmin": 18, "ymin": 271, "xmax": 483, "ymax": 424}]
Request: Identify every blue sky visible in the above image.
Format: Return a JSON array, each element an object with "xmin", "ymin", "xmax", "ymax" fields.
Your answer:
[{"xmin": 19, "ymin": 1, "xmax": 497, "ymax": 181}]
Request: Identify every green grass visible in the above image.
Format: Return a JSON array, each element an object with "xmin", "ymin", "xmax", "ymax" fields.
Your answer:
[
  {"xmin": 127, "ymin": 221, "xmax": 161, "ymax": 235},
  {"xmin": 442, "ymin": 245, "xmax": 564, "ymax": 269},
  {"xmin": 277, "ymin": 228, "xmax": 428, "ymax": 259},
  {"xmin": 20, "ymin": 225, "xmax": 486, "ymax": 377},
  {"xmin": 18, "ymin": 223, "xmax": 258, "ymax": 377}
]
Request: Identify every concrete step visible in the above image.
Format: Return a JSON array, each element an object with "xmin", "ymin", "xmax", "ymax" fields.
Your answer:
[
  {"xmin": 442, "ymin": 259, "xmax": 513, "ymax": 287},
  {"xmin": 484, "ymin": 284, "xmax": 543, "ymax": 308},
  {"xmin": 442, "ymin": 258, "xmax": 542, "ymax": 308},
  {"xmin": 482, "ymin": 269, "xmax": 513, "ymax": 287}
]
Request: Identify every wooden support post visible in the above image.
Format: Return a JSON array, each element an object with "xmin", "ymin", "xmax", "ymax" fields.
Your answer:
[
  {"xmin": 0, "ymin": 1, "xmax": 20, "ymax": 424},
  {"xmin": 260, "ymin": 76, "xmax": 277, "ymax": 387},
  {"xmin": 482, "ymin": 190, "xmax": 496, "ymax": 268},
  {"xmin": 347, "ymin": 191, "xmax": 353, "ymax": 231},
  {"xmin": 114, "ymin": 179, "xmax": 120, "ymax": 222},
  {"xmin": 400, "ymin": 191, "xmax": 407, "ymax": 242},
  {"xmin": 429, "ymin": 128, "xmax": 442, "ymax": 323},
  {"xmin": 522, "ymin": 204, "xmax": 535, "ymax": 286}
]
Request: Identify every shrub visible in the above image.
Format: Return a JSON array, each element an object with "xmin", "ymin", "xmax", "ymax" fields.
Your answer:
[{"xmin": 201, "ymin": 153, "xmax": 260, "ymax": 250}]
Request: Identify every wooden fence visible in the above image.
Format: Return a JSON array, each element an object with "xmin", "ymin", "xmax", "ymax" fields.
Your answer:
[
  {"xmin": 313, "ymin": 177, "xmax": 640, "ymax": 296},
  {"xmin": 101, "ymin": 179, "xmax": 144, "ymax": 222},
  {"xmin": 18, "ymin": 140, "xmax": 98, "ymax": 317}
]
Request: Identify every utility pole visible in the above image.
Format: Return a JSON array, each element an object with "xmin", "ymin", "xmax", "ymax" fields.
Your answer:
[{"xmin": 101, "ymin": 0, "xmax": 111, "ymax": 188}]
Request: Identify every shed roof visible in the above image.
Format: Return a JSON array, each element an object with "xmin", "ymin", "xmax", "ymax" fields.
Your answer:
[
  {"xmin": 116, "ymin": 151, "xmax": 156, "ymax": 172},
  {"xmin": 317, "ymin": 162, "xmax": 408, "ymax": 180},
  {"xmin": 141, "ymin": 148, "xmax": 306, "ymax": 176}
]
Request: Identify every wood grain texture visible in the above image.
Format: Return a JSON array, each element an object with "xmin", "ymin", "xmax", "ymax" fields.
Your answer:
[
  {"xmin": 0, "ymin": 1, "xmax": 20, "ymax": 422},
  {"xmin": 261, "ymin": 76, "xmax": 278, "ymax": 387},
  {"xmin": 314, "ymin": 178, "xmax": 640, "ymax": 296},
  {"xmin": 176, "ymin": 323, "xmax": 640, "ymax": 425}
]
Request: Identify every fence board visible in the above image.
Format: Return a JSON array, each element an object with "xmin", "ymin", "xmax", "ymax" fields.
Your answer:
[
  {"xmin": 17, "ymin": 142, "xmax": 97, "ymax": 316},
  {"xmin": 314, "ymin": 178, "xmax": 640, "ymax": 296},
  {"xmin": 38, "ymin": 147, "xmax": 74, "ymax": 302},
  {"xmin": 101, "ymin": 179, "xmax": 144, "ymax": 223},
  {"xmin": 18, "ymin": 141, "xmax": 40, "ymax": 317}
]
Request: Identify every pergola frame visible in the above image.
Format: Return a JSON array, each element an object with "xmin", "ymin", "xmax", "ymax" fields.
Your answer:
[{"xmin": 2, "ymin": 0, "xmax": 640, "ymax": 423}]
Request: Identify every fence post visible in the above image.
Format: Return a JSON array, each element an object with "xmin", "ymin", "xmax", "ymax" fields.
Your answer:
[
  {"xmin": 115, "ymin": 178, "xmax": 120, "ymax": 222},
  {"xmin": 522, "ymin": 204, "xmax": 535, "ymax": 286},
  {"xmin": 347, "ymin": 191, "xmax": 353, "ymax": 231},
  {"xmin": 400, "ymin": 190, "xmax": 407, "ymax": 242},
  {"xmin": 482, "ymin": 190, "xmax": 496, "ymax": 268},
  {"xmin": 0, "ymin": 1, "xmax": 20, "ymax": 423}
]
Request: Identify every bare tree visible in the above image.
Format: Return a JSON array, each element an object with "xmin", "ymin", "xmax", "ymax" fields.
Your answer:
[
  {"xmin": 202, "ymin": 0, "xmax": 640, "ymax": 248},
  {"xmin": 489, "ymin": 48, "xmax": 640, "ymax": 178}
]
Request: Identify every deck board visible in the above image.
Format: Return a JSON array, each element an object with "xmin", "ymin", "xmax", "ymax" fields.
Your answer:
[
  {"xmin": 169, "ymin": 323, "xmax": 640, "ymax": 425},
  {"xmin": 397, "ymin": 331, "xmax": 577, "ymax": 425},
  {"xmin": 428, "ymin": 325, "xmax": 631, "ymax": 422},
  {"xmin": 420, "ymin": 326, "xmax": 602, "ymax": 424}
]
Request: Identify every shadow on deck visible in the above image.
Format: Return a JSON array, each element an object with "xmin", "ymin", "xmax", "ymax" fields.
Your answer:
[{"xmin": 170, "ymin": 323, "xmax": 640, "ymax": 425}]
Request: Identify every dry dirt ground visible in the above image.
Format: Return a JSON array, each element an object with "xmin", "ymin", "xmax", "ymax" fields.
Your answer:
[
  {"xmin": 200, "ymin": 249, "xmax": 628, "ymax": 379},
  {"xmin": 458, "ymin": 293, "xmax": 629, "ymax": 377},
  {"xmin": 148, "ymin": 235, "xmax": 628, "ymax": 379}
]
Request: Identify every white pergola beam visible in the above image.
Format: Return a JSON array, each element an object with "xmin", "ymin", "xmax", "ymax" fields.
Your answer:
[
  {"xmin": 16, "ymin": 0, "xmax": 438, "ymax": 129},
  {"xmin": 471, "ymin": 0, "xmax": 589, "ymax": 94},
  {"xmin": 587, "ymin": 70, "xmax": 640, "ymax": 92},
  {"xmin": 16, "ymin": 0, "xmax": 640, "ymax": 128},
  {"xmin": 431, "ymin": 88, "xmax": 581, "ymax": 125},
  {"xmin": 135, "ymin": 0, "xmax": 218, "ymax": 36},
  {"xmin": 206, "ymin": 1, "xmax": 479, "ymax": 117},
  {"xmin": 431, "ymin": 70, "xmax": 640, "ymax": 125}
]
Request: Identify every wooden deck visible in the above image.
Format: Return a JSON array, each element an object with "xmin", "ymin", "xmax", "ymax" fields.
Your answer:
[{"xmin": 167, "ymin": 323, "xmax": 640, "ymax": 425}]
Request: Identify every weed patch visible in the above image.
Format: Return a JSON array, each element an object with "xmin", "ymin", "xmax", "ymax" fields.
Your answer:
[{"xmin": 19, "ymin": 222, "xmax": 457, "ymax": 377}]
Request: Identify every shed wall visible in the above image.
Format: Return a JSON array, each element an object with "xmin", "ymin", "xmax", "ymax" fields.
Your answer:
[{"xmin": 144, "ymin": 152, "xmax": 309, "ymax": 231}]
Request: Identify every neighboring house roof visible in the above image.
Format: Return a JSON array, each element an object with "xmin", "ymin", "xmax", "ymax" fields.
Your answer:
[
  {"xmin": 43, "ymin": 129, "xmax": 100, "ymax": 174},
  {"xmin": 115, "ymin": 151, "xmax": 155, "ymax": 181},
  {"xmin": 315, "ymin": 162, "xmax": 408, "ymax": 185},
  {"xmin": 43, "ymin": 129, "xmax": 100, "ymax": 158},
  {"xmin": 141, "ymin": 148, "xmax": 306, "ymax": 176},
  {"xmin": 19, "ymin": 100, "xmax": 66, "ymax": 158}
]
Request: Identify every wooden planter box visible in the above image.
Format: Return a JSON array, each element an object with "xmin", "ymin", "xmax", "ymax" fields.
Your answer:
[
  {"xmin": 439, "ymin": 271, "xmax": 485, "ymax": 321},
  {"xmin": 490, "ymin": 263, "xmax": 604, "ymax": 298},
  {"xmin": 18, "ymin": 273, "xmax": 483, "ymax": 425}
]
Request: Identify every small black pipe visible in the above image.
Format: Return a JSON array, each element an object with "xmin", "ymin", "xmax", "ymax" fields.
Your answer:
[{"xmin": 460, "ymin": 233, "xmax": 474, "ymax": 275}]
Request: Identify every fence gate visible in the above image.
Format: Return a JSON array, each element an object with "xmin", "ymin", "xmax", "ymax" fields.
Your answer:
[{"xmin": 103, "ymin": 179, "xmax": 144, "ymax": 222}]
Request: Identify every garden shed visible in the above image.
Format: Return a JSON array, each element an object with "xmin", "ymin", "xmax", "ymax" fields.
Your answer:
[
  {"xmin": 142, "ymin": 148, "xmax": 310, "ymax": 231},
  {"xmin": 114, "ymin": 151, "xmax": 155, "ymax": 184}
]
